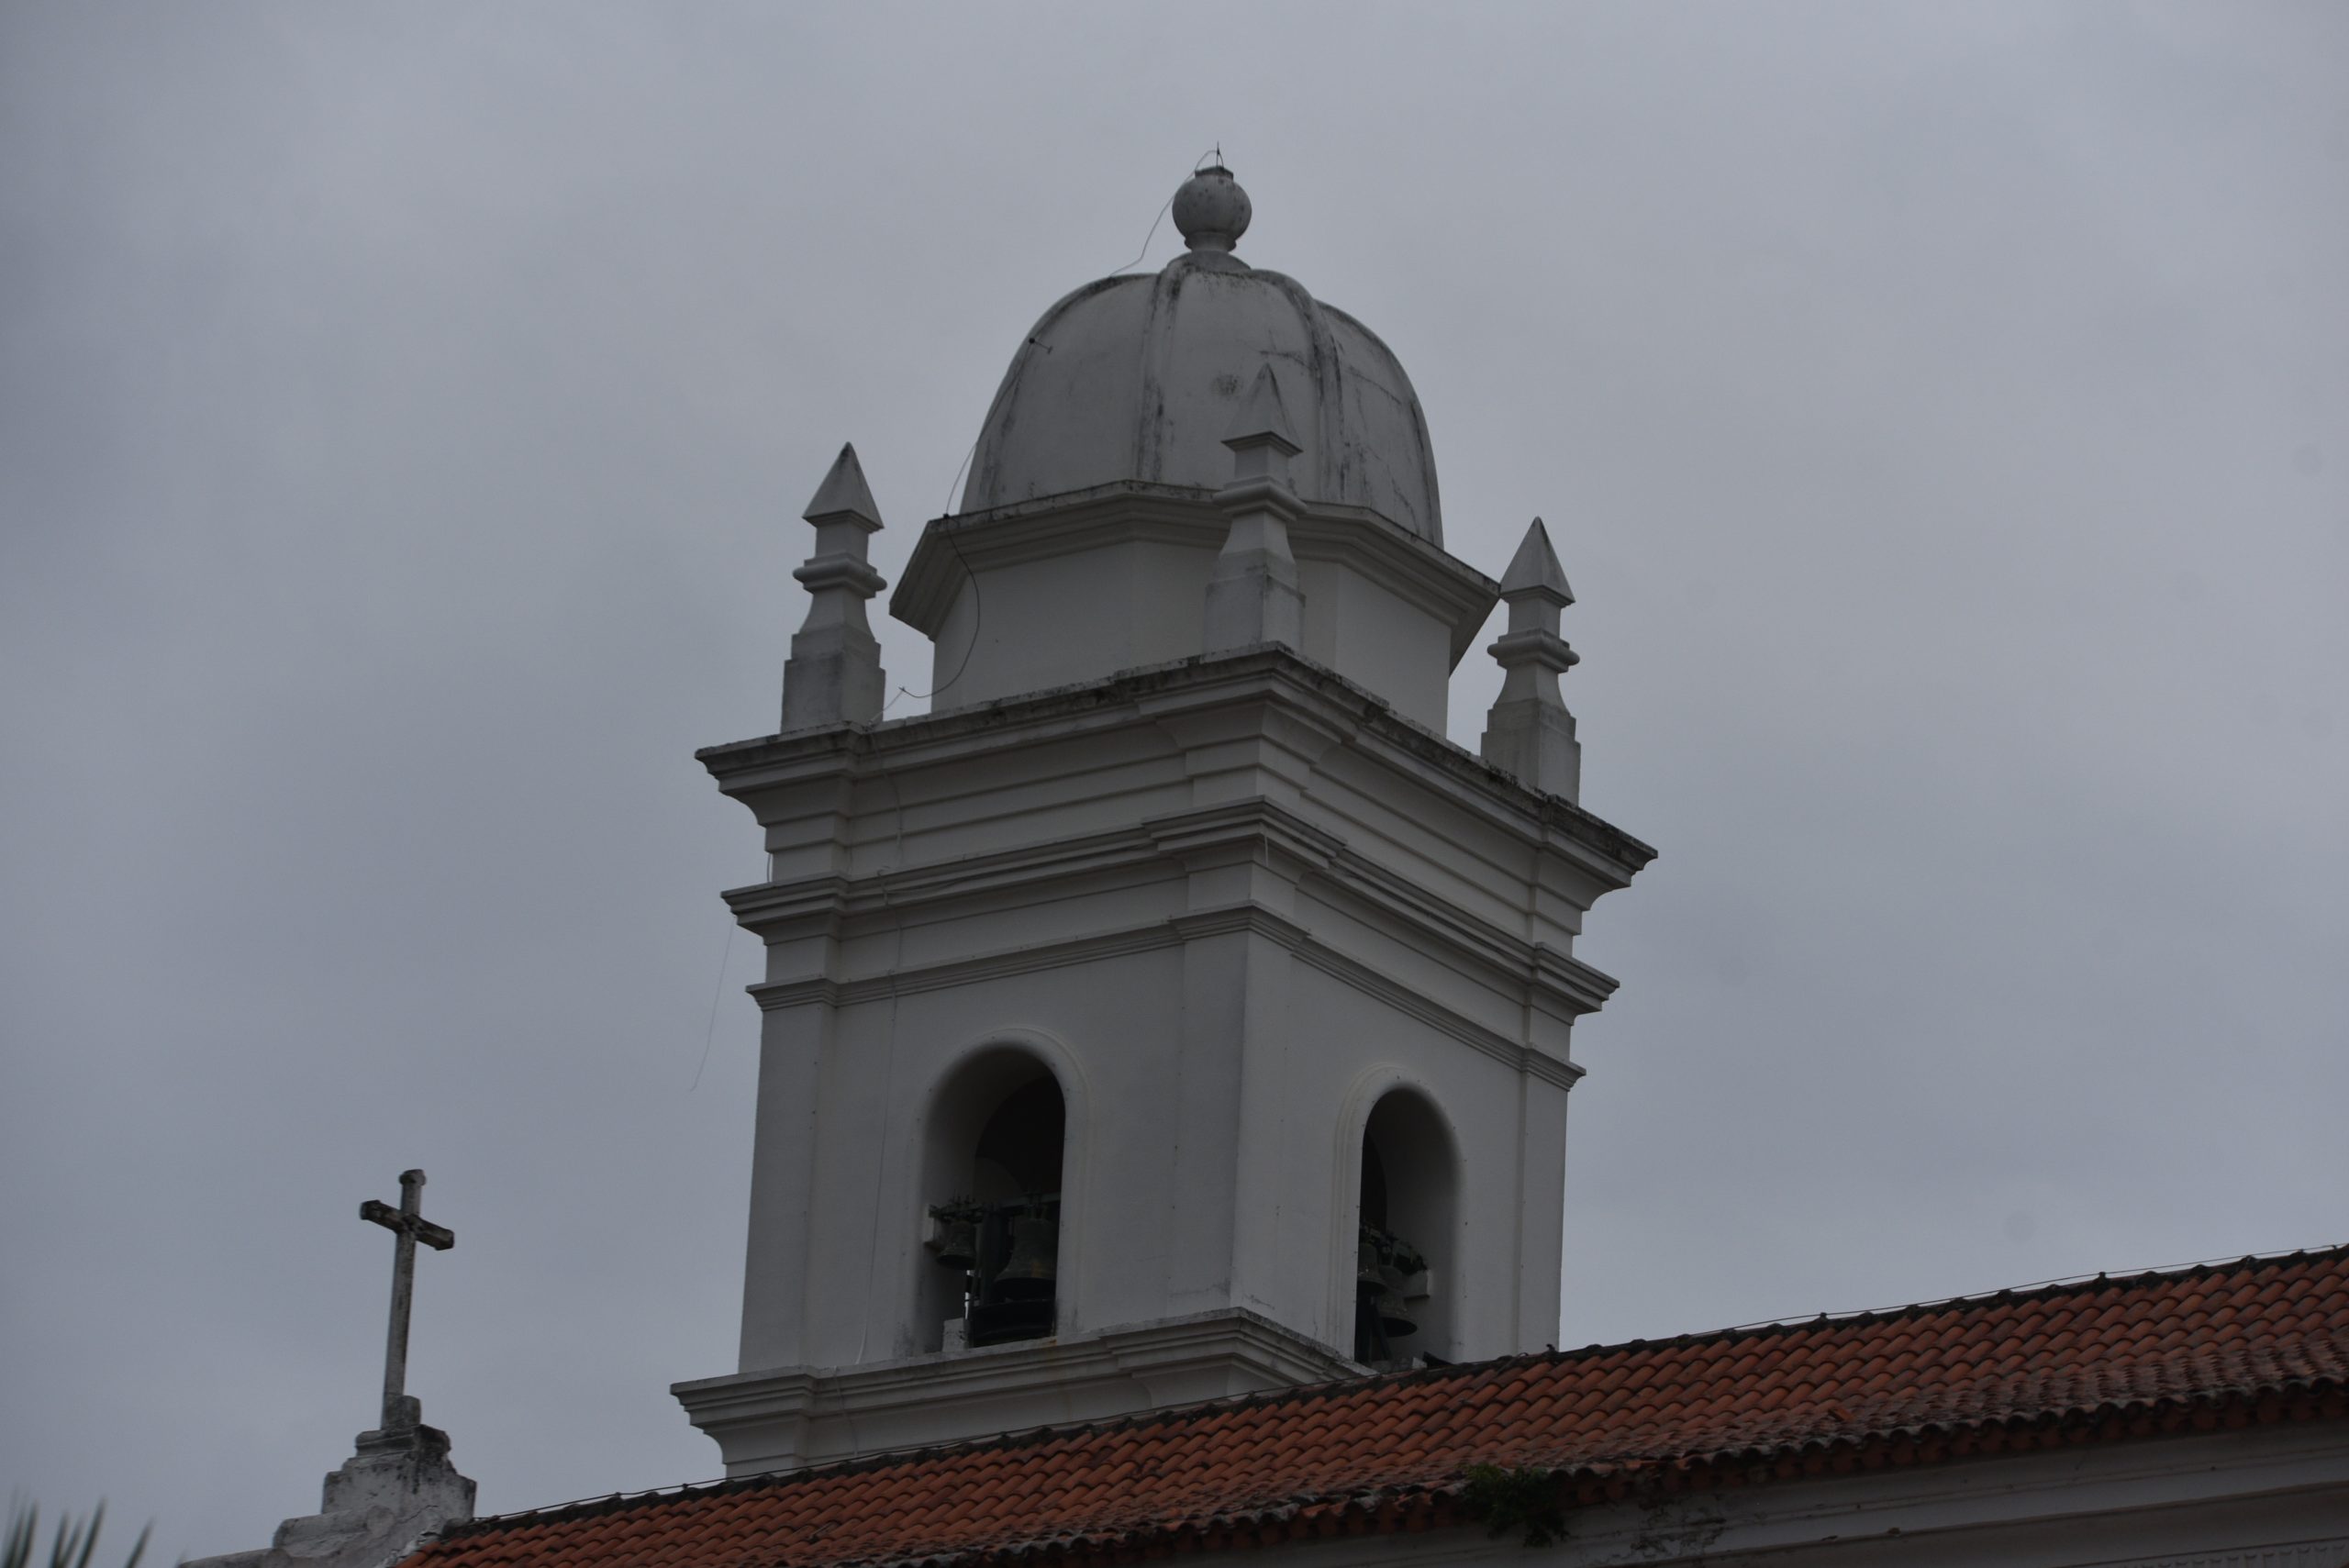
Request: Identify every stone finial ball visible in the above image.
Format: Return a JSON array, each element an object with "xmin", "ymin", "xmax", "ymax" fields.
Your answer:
[{"xmin": 1173, "ymin": 166, "xmax": 1251, "ymax": 253}]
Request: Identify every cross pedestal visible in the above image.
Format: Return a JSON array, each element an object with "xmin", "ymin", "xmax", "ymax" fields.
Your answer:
[{"xmin": 180, "ymin": 1169, "xmax": 475, "ymax": 1568}]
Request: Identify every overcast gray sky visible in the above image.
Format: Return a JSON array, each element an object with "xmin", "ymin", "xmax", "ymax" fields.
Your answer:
[{"xmin": 4, "ymin": 2, "xmax": 2345, "ymax": 1559}]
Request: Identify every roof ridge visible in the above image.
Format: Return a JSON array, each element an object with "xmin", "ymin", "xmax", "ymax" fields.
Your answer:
[
  {"xmin": 436, "ymin": 1240, "xmax": 2349, "ymax": 1541},
  {"xmin": 1694, "ymin": 1241, "xmax": 2349, "ymax": 1342}
]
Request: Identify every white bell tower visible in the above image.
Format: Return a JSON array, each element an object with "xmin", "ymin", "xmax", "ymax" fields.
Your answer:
[{"xmin": 673, "ymin": 165, "xmax": 1653, "ymax": 1475}]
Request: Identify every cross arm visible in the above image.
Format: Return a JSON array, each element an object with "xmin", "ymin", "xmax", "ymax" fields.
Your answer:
[{"xmin": 361, "ymin": 1198, "xmax": 457, "ymax": 1251}]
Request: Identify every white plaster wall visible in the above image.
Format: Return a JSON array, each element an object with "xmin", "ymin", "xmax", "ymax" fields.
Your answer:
[
  {"xmin": 1246, "ymin": 1427, "xmax": 2349, "ymax": 1568},
  {"xmin": 930, "ymin": 539, "xmax": 1216, "ymax": 710},
  {"xmin": 915, "ymin": 520, "xmax": 1470, "ymax": 731},
  {"xmin": 1264, "ymin": 960, "xmax": 1551, "ymax": 1362},
  {"xmin": 716, "ymin": 661, "xmax": 1639, "ymax": 1385},
  {"xmin": 1295, "ymin": 557, "xmax": 1455, "ymax": 730},
  {"xmin": 747, "ymin": 918, "xmax": 1564, "ymax": 1371}
]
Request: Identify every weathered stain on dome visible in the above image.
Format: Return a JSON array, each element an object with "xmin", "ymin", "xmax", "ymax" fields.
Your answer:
[{"xmin": 959, "ymin": 168, "xmax": 1443, "ymax": 545}]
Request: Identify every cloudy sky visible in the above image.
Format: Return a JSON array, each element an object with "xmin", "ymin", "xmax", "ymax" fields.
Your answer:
[{"xmin": 4, "ymin": 2, "xmax": 2345, "ymax": 1558}]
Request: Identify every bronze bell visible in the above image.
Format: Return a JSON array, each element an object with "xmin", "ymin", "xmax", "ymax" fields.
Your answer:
[
  {"xmin": 933, "ymin": 1218, "xmax": 979, "ymax": 1269},
  {"xmin": 993, "ymin": 1212, "xmax": 1058, "ymax": 1300}
]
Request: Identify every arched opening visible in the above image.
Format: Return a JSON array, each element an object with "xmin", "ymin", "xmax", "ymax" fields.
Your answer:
[
  {"xmin": 973, "ymin": 1076, "xmax": 1064, "ymax": 1204},
  {"xmin": 918, "ymin": 1050, "xmax": 1068, "ymax": 1351},
  {"xmin": 1353, "ymin": 1088, "xmax": 1457, "ymax": 1366}
]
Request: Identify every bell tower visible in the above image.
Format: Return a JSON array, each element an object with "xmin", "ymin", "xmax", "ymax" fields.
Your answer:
[{"xmin": 673, "ymin": 166, "xmax": 1653, "ymax": 1475}]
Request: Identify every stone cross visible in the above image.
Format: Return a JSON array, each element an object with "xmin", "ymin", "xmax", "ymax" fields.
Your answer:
[{"xmin": 359, "ymin": 1169, "xmax": 454, "ymax": 1432}]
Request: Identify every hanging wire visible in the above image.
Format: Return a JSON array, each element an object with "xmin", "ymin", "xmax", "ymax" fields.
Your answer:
[
  {"xmin": 687, "ymin": 898, "xmax": 747, "ymax": 1091},
  {"xmin": 1104, "ymin": 146, "xmax": 1219, "ymax": 275},
  {"xmin": 879, "ymin": 447, "xmax": 985, "ymax": 714},
  {"xmin": 1105, "ymin": 194, "xmax": 1176, "ymax": 276}
]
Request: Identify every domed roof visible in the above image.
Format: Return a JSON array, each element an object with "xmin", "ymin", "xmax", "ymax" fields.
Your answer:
[{"xmin": 959, "ymin": 167, "xmax": 1444, "ymax": 545}]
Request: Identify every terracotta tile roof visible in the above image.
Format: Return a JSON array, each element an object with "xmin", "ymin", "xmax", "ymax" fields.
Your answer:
[{"xmin": 412, "ymin": 1246, "xmax": 2349, "ymax": 1568}]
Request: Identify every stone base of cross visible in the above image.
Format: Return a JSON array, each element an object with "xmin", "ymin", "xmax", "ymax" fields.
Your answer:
[{"xmin": 175, "ymin": 1168, "xmax": 473, "ymax": 1568}]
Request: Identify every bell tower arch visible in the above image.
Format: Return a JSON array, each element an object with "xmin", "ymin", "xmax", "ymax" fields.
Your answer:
[
  {"xmin": 1347, "ymin": 1082, "xmax": 1461, "ymax": 1367},
  {"xmin": 913, "ymin": 1041, "xmax": 1079, "ymax": 1352},
  {"xmin": 673, "ymin": 166, "xmax": 1653, "ymax": 1477}
]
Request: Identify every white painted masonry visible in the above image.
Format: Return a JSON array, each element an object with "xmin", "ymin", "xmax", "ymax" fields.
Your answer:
[
  {"xmin": 675, "ymin": 165, "xmax": 1650, "ymax": 1472},
  {"xmin": 1250, "ymin": 1426, "xmax": 2349, "ymax": 1568},
  {"xmin": 1480, "ymin": 518, "xmax": 1583, "ymax": 802},
  {"xmin": 779, "ymin": 444, "xmax": 887, "ymax": 731},
  {"xmin": 674, "ymin": 652, "xmax": 1651, "ymax": 1472},
  {"xmin": 184, "ymin": 1420, "xmax": 475, "ymax": 1568}
]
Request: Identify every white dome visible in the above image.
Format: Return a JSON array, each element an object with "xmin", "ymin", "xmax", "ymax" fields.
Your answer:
[{"xmin": 959, "ymin": 169, "xmax": 1443, "ymax": 545}]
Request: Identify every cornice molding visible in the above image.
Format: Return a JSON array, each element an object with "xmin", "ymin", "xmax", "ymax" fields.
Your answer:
[
  {"xmin": 673, "ymin": 1307, "xmax": 1359, "ymax": 1474},
  {"xmin": 890, "ymin": 483, "xmax": 1497, "ymax": 661},
  {"xmin": 726, "ymin": 795, "xmax": 1619, "ymax": 1040},
  {"xmin": 728, "ymin": 788, "xmax": 1616, "ymax": 1009},
  {"xmin": 746, "ymin": 898, "xmax": 1590, "ymax": 1088},
  {"xmin": 697, "ymin": 651, "xmax": 1655, "ymax": 887},
  {"xmin": 746, "ymin": 917, "xmax": 1184, "ymax": 1012},
  {"xmin": 1145, "ymin": 797, "xmax": 1347, "ymax": 875}
]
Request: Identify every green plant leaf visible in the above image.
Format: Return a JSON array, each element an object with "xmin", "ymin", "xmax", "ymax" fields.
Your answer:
[{"xmin": 1457, "ymin": 1464, "xmax": 1566, "ymax": 1549}]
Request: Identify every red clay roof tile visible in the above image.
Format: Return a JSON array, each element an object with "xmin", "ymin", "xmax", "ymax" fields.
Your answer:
[{"xmin": 408, "ymin": 1246, "xmax": 2349, "ymax": 1568}]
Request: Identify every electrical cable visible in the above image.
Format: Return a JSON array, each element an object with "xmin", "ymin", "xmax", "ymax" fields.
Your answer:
[
  {"xmin": 1104, "ymin": 146, "xmax": 1219, "ymax": 275},
  {"xmin": 880, "ymin": 439, "xmax": 987, "ymax": 714},
  {"xmin": 687, "ymin": 877, "xmax": 753, "ymax": 1091}
]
